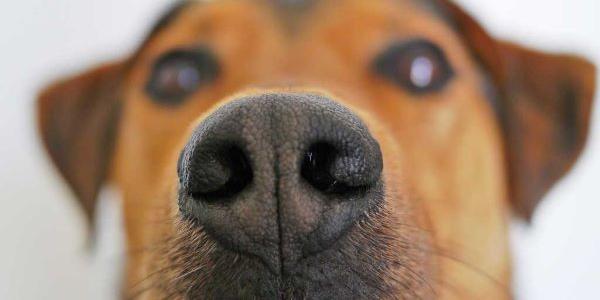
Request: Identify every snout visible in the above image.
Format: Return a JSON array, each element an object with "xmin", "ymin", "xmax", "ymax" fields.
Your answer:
[{"xmin": 177, "ymin": 92, "xmax": 384, "ymax": 274}]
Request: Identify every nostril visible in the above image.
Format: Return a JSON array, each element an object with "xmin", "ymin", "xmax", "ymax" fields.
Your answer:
[
  {"xmin": 301, "ymin": 142, "xmax": 369, "ymax": 196},
  {"xmin": 187, "ymin": 145, "xmax": 253, "ymax": 202}
]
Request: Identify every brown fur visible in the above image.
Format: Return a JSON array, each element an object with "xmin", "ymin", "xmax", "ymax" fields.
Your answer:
[{"xmin": 37, "ymin": 0, "xmax": 595, "ymax": 299}]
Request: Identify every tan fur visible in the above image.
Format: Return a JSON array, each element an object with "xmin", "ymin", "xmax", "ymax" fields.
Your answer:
[{"xmin": 37, "ymin": 0, "xmax": 595, "ymax": 299}]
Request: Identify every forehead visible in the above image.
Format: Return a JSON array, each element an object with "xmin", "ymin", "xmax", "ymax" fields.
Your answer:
[
  {"xmin": 133, "ymin": 0, "xmax": 471, "ymax": 91},
  {"xmin": 146, "ymin": 0, "xmax": 451, "ymax": 41},
  {"xmin": 131, "ymin": 0, "xmax": 482, "ymax": 111}
]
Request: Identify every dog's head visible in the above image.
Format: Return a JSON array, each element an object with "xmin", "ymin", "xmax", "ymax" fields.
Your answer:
[{"xmin": 37, "ymin": 0, "xmax": 596, "ymax": 298}]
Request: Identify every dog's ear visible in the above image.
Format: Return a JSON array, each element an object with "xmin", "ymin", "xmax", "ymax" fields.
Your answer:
[
  {"xmin": 493, "ymin": 43, "xmax": 596, "ymax": 220},
  {"xmin": 37, "ymin": 62, "xmax": 124, "ymax": 232},
  {"xmin": 35, "ymin": 1, "xmax": 189, "ymax": 237},
  {"xmin": 440, "ymin": 1, "xmax": 597, "ymax": 220}
]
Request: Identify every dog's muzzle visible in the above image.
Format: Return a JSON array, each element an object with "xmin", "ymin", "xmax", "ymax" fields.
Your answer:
[{"xmin": 177, "ymin": 92, "xmax": 384, "ymax": 275}]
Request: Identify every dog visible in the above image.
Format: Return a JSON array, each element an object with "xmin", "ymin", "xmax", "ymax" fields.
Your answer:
[{"xmin": 37, "ymin": 0, "xmax": 596, "ymax": 299}]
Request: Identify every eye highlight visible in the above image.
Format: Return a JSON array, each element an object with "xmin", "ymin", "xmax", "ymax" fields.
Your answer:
[
  {"xmin": 373, "ymin": 39, "xmax": 454, "ymax": 94},
  {"xmin": 146, "ymin": 47, "xmax": 219, "ymax": 105}
]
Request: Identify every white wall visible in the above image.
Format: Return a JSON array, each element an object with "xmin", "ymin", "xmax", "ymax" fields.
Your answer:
[
  {"xmin": 0, "ymin": 2, "xmax": 172, "ymax": 299},
  {"xmin": 0, "ymin": 1, "xmax": 598, "ymax": 299}
]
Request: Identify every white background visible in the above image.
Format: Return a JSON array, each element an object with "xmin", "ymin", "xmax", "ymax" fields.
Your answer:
[{"xmin": 0, "ymin": 1, "xmax": 598, "ymax": 299}]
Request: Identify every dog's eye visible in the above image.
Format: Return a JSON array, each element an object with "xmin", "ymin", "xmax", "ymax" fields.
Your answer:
[
  {"xmin": 373, "ymin": 40, "xmax": 454, "ymax": 94},
  {"xmin": 146, "ymin": 48, "xmax": 219, "ymax": 105}
]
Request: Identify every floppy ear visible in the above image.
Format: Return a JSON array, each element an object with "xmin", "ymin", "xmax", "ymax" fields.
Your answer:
[
  {"xmin": 440, "ymin": 1, "xmax": 597, "ymax": 220},
  {"xmin": 35, "ymin": 0, "xmax": 189, "ymax": 237},
  {"xmin": 37, "ymin": 62, "xmax": 125, "ymax": 232}
]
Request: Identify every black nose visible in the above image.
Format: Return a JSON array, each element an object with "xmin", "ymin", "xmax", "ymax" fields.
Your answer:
[{"xmin": 177, "ymin": 93, "xmax": 383, "ymax": 274}]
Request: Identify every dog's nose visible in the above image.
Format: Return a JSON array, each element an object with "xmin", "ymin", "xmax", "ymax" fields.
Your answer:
[{"xmin": 177, "ymin": 93, "xmax": 384, "ymax": 274}]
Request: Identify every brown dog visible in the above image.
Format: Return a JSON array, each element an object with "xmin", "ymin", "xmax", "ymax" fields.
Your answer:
[{"xmin": 37, "ymin": 0, "xmax": 596, "ymax": 299}]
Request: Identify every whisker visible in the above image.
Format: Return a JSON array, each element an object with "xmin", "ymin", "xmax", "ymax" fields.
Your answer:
[{"xmin": 432, "ymin": 248, "xmax": 511, "ymax": 298}]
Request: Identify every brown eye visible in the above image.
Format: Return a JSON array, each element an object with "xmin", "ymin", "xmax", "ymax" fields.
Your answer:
[
  {"xmin": 373, "ymin": 39, "xmax": 454, "ymax": 94},
  {"xmin": 146, "ymin": 48, "xmax": 219, "ymax": 105}
]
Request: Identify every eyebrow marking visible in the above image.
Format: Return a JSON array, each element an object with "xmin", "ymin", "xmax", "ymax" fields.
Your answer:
[
  {"xmin": 139, "ymin": 1, "xmax": 192, "ymax": 49},
  {"xmin": 411, "ymin": 0, "xmax": 455, "ymax": 25},
  {"xmin": 127, "ymin": 1, "xmax": 191, "ymax": 66}
]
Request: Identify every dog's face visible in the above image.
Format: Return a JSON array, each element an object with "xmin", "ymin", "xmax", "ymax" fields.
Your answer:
[{"xmin": 37, "ymin": 0, "xmax": 596, "ymax": 299}]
